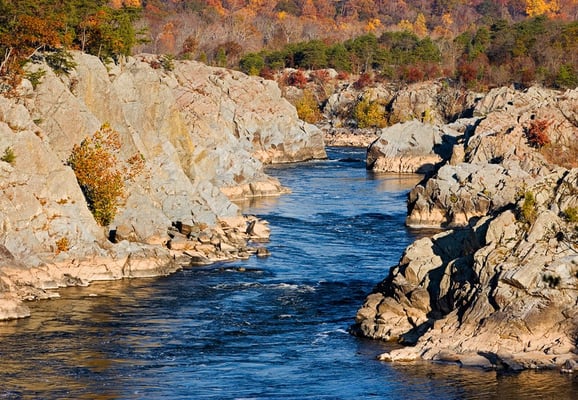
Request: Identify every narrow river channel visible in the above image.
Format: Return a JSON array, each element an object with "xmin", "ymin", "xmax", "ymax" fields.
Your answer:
[{"xmin": 0, "ymin": 147, "xmax": 576, "ymax": 399}]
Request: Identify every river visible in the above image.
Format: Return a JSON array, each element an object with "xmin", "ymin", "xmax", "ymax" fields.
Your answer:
[{"xmin": 0, "ymin": 147, "xmax": 576, "ymax": 399}]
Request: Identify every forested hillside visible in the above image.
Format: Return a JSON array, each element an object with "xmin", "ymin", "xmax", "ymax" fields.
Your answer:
[
  {"xmin": 1, "ymin": 0, "xmax": 578, "ymax": 90},
  {"xmin": 0, "ymin": 0, "xmax": 142, "ymax": 82}
]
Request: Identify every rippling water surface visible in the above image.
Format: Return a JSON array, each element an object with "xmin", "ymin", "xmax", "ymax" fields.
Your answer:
[{"xmin": 1, "ymin": 147, "xmax": 577, "ymax": 399}]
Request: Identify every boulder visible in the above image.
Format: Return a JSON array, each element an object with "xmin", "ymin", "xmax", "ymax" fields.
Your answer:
[{"xmin": 367, "ymin": 120, "xmax": 460, "ymax": 174}]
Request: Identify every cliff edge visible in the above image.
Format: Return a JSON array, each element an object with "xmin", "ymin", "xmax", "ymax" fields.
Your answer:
[{"xmin": 0, "ymin": 53, "xmax": 326, "ymax": 319}]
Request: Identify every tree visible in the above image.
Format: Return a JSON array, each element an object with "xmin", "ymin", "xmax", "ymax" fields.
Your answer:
[
  {"xmin": 327, "ymin": 43, "xmax": 352, "ymax": 72},
  {"xmin": 239, "ymin": 52, "xmax": 264, "ymax": 75},
  {"xmin": 294, "ymin": 40, "xmax": 328, "ymax": 69},
  {"xmin": 525, "ymin": 0, "xmax": 560, "ymax": 16},
  {"xmin": 78, "ymin": 5, "xmax": 143, "ymax": 61},
  {"xmin": 555, "ymin": 63, "xmax": 578, "ymax": 88},
  {"xmin": 0, "ymin": 14, "xmax": 68, "ymax": 76},
  {"xmin": 67, "ymin": 124, "xmax": 126, "ymax": 226},
  {"xmin": 414, "ymin": 13, "xmax": 428, "ymax": 38},
  {"xmin": 346, "ymin": 34, "xmax": 378, "ymax": 73}
]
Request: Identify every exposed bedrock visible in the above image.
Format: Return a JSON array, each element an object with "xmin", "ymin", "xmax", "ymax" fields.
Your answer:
[{"xmin": 0, "ymin": 53, "xmax": 325, "ymax": 319}]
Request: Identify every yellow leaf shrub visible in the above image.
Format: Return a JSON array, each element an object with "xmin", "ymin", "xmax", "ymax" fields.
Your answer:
[
  {"xmin": 68, "ymin": 123, "xmax": 141, "ymax": 226},
  {"xmin": 353, "ymin": 98, "xmax": 387, "ymax": 129},
  {"xmin": 295, "ymin": 90, "xmax": 322, "ymax": 124}
]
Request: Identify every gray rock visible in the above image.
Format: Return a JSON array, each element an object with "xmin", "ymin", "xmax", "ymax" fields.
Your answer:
[
  {"xmin": 355, "ymin": 163, "xmax": 578, "ymax": 371},
  {"xmin": 367, "ymin": 120, "xmax": 461, "ymax": 174}
]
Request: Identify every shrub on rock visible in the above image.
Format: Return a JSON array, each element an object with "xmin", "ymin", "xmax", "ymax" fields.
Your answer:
[{"xmin": 67, "ymin": 123, "xmax": 141, "ymax": 226}]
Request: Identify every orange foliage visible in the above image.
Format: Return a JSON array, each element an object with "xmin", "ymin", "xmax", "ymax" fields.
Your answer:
[
  {"xmin": 206, "ymin": 0, "xmax": 226, "ymax": 15},
  {"xmin": 525, "ymin": 0, "xmax": 560, "ymax": 16},
  {"xmin": 158, "ymin": 22, "xmax": 176, "ymax": 54},
  {"xmin": 109, "ymin": 0, "xmax": 142, "ymax": 8},
  {"xmin": 68, "ymin": 124, "xmax": 143, "ymax": 226},
  {"xmin": 525, "ymin": 119, "xmax": 551, "ymax": 147},
  {"xmin": 0, "ymin": 14, "xmax": 66, "ymax": 76}
]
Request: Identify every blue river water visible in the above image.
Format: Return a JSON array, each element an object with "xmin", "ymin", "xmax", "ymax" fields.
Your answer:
[{"xmin": 0, "ymin": 147, "xmax": 577, "ymax": 399}]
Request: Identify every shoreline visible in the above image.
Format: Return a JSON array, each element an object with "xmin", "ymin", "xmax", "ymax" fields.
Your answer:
[{"xmin": 0, "ymin": 214, "xmax": 272, "ymax": 321}]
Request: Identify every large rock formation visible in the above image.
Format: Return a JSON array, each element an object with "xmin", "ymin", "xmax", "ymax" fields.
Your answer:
[
  {"xmin": 0, "ymin": 52, "xmax": 326, "ymax": 319},
  {"xmin": 321, "ymin": 79, "xmax": 478, "ymax": 146},
  {"xmin": 406, "ymin": 86, "xmax": 578, "ymax": 228},
  {"xmin": 354, "ymin": 169, "xmax": 578, "ymax": 370},
  {"xmin": 354, "ymin": 86, "xmax": 578, "ymax": 371}
]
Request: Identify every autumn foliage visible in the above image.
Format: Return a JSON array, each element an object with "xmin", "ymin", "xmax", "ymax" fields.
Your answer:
[
  {"xmin": 525, "ymin": 119, "xmax": 551, "ymax": 148},
  {"xmin": 0, "ymin": 0, "xmax": 143, "ymax": 82},
  {"xmin": 354, "ymin": 98, "xmax": 387, "ymax": 129},
  {"xmin": 294, "ymin": 90, "xmax": 322, "ymax": 124},
  {"xmin": 2, "ymin": 0, "xmax": 578, "ymax": 93},
  {"xmin": 67, "ymin": 123, "xmax": 143, "ymax": 226}
]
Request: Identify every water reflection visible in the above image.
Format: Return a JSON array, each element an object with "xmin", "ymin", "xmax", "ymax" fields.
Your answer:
[{"xmin": 370, "ymin": 172, "xmax": 424, "ymax": 192}]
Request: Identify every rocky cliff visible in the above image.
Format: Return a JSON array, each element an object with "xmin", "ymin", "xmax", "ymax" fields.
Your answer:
[
  {"xmin": 0, "ymin": 53, "xmax": 326, "ymax": 320},
  {"xmin": 354, "ymin": 86, "xmax": 578, "ymax": 372}
]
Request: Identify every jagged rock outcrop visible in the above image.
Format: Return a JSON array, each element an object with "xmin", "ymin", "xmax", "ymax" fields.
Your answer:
[
  {"xmin": 366, "ymin": 120, "xmax": 460, "ymax": 174},
  {"xmin": 354, "ymin": 168, "xmax": 578, "ymax": 371},
  {"xmin": 406, "ymin": 86, "xmax": 578, "ymax": 228},
  {"xmin": 319, "ymin": 80, "xmax": 479, "ymax": 149},
  {"xmin": 388, "ymin": 81, "xmax": 479, "ymax": 125},
  {"xmin": 355, "ymin": 86, "xmax": 578, "ymax": 371},
  {"xmin": 0, "ymin": 52, "xmax": 325, "ymax": 319}
]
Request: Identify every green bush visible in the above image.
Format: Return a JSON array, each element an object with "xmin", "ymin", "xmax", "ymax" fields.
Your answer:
[
  {"xmin": 24, "ymin": 69, "xmax": 46, "ymax": 89},
  {"xmin": 44, "ymin": 50, "xmax": 77, "ymax": 75},
  {"xmin": 563, "ymin": 207, "xmax": 578, "ymax": 222},
  {"xmin": 555, "ymin": 64, "xmax": 578, "ymax": 89},
  {"xmin": 520, "ymin": 191, "xmax": 537, "ymax": 225},
  {"xmin": 1, "ymin": 147, "xmax": 15, "ymax": 164},
  {"xmin": 160, "ymin": 54, "xmax": 175, "ymax": 71},
  {"xmin": 239, "ymin": 53, "xmax": 264, "ymax": 75}
]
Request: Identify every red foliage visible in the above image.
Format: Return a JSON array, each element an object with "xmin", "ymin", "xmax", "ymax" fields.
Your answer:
[
  {"xmin": 457, "ymin": 61, "xmax": 477, "ymax": 85},
  {"xmin": 286, "ymin": 70, "xmax": 308, "ymax": 88},
  {"xmin": 311, "ymin": 69, "xmax": 331, "ymax": 84},
  {"xmin": 423, "ymin": 63, "xmax": 442, "ymax": 80},
  {"xmin": 259, "ymin": 66, "xmax": 275, "ymax": 80},
  {"xmin": 353, "ymin": 72, "xmax": 373, "ymax": 89},
  {"xmin": 336, "ymin": 71, "xmax": 350, "ymax": 80},
  {"xmin": 525, "ymin": 119, "xmax": 551, "ymax": 148},
  {"xmin": 404, "ymin": 66, "xmax": 425, "ymax": 83}
]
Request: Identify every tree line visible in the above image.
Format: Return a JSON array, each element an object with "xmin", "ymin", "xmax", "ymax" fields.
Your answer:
[
  {"xmin": 1, "ymin": 1, "xmax": 577, "ymax": 91},
  {"xmin": 139, "ymin": 1, "xmax": 578, "ymax": 67},
  {"xmin": 239, "ymin": 16, "xmax": 578, "ymax": 90}
]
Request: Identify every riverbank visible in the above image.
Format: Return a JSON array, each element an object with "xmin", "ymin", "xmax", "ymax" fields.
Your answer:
[
  {"xmin": 350, "ymin": 85, "xmax": 578, "ymax": 372},
  {"xmin": 0, "ymin": 53, "xmax": 326, "ymax": 320},
  {"xmin": 2, "ymin": 147, "xmax": 576, "ymax": 399}
]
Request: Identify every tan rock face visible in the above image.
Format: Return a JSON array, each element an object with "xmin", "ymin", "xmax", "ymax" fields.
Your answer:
[
  {"xmin": 0, "ymin": 52, "xmax": 323, "ymax": 319},
  {"xmin": 406, "ymin": 86, "xmax": 578, "ymax": 228},
  {"xmin": 355, "ymin": 85, "xmax": 578, "ymax": 369}
]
